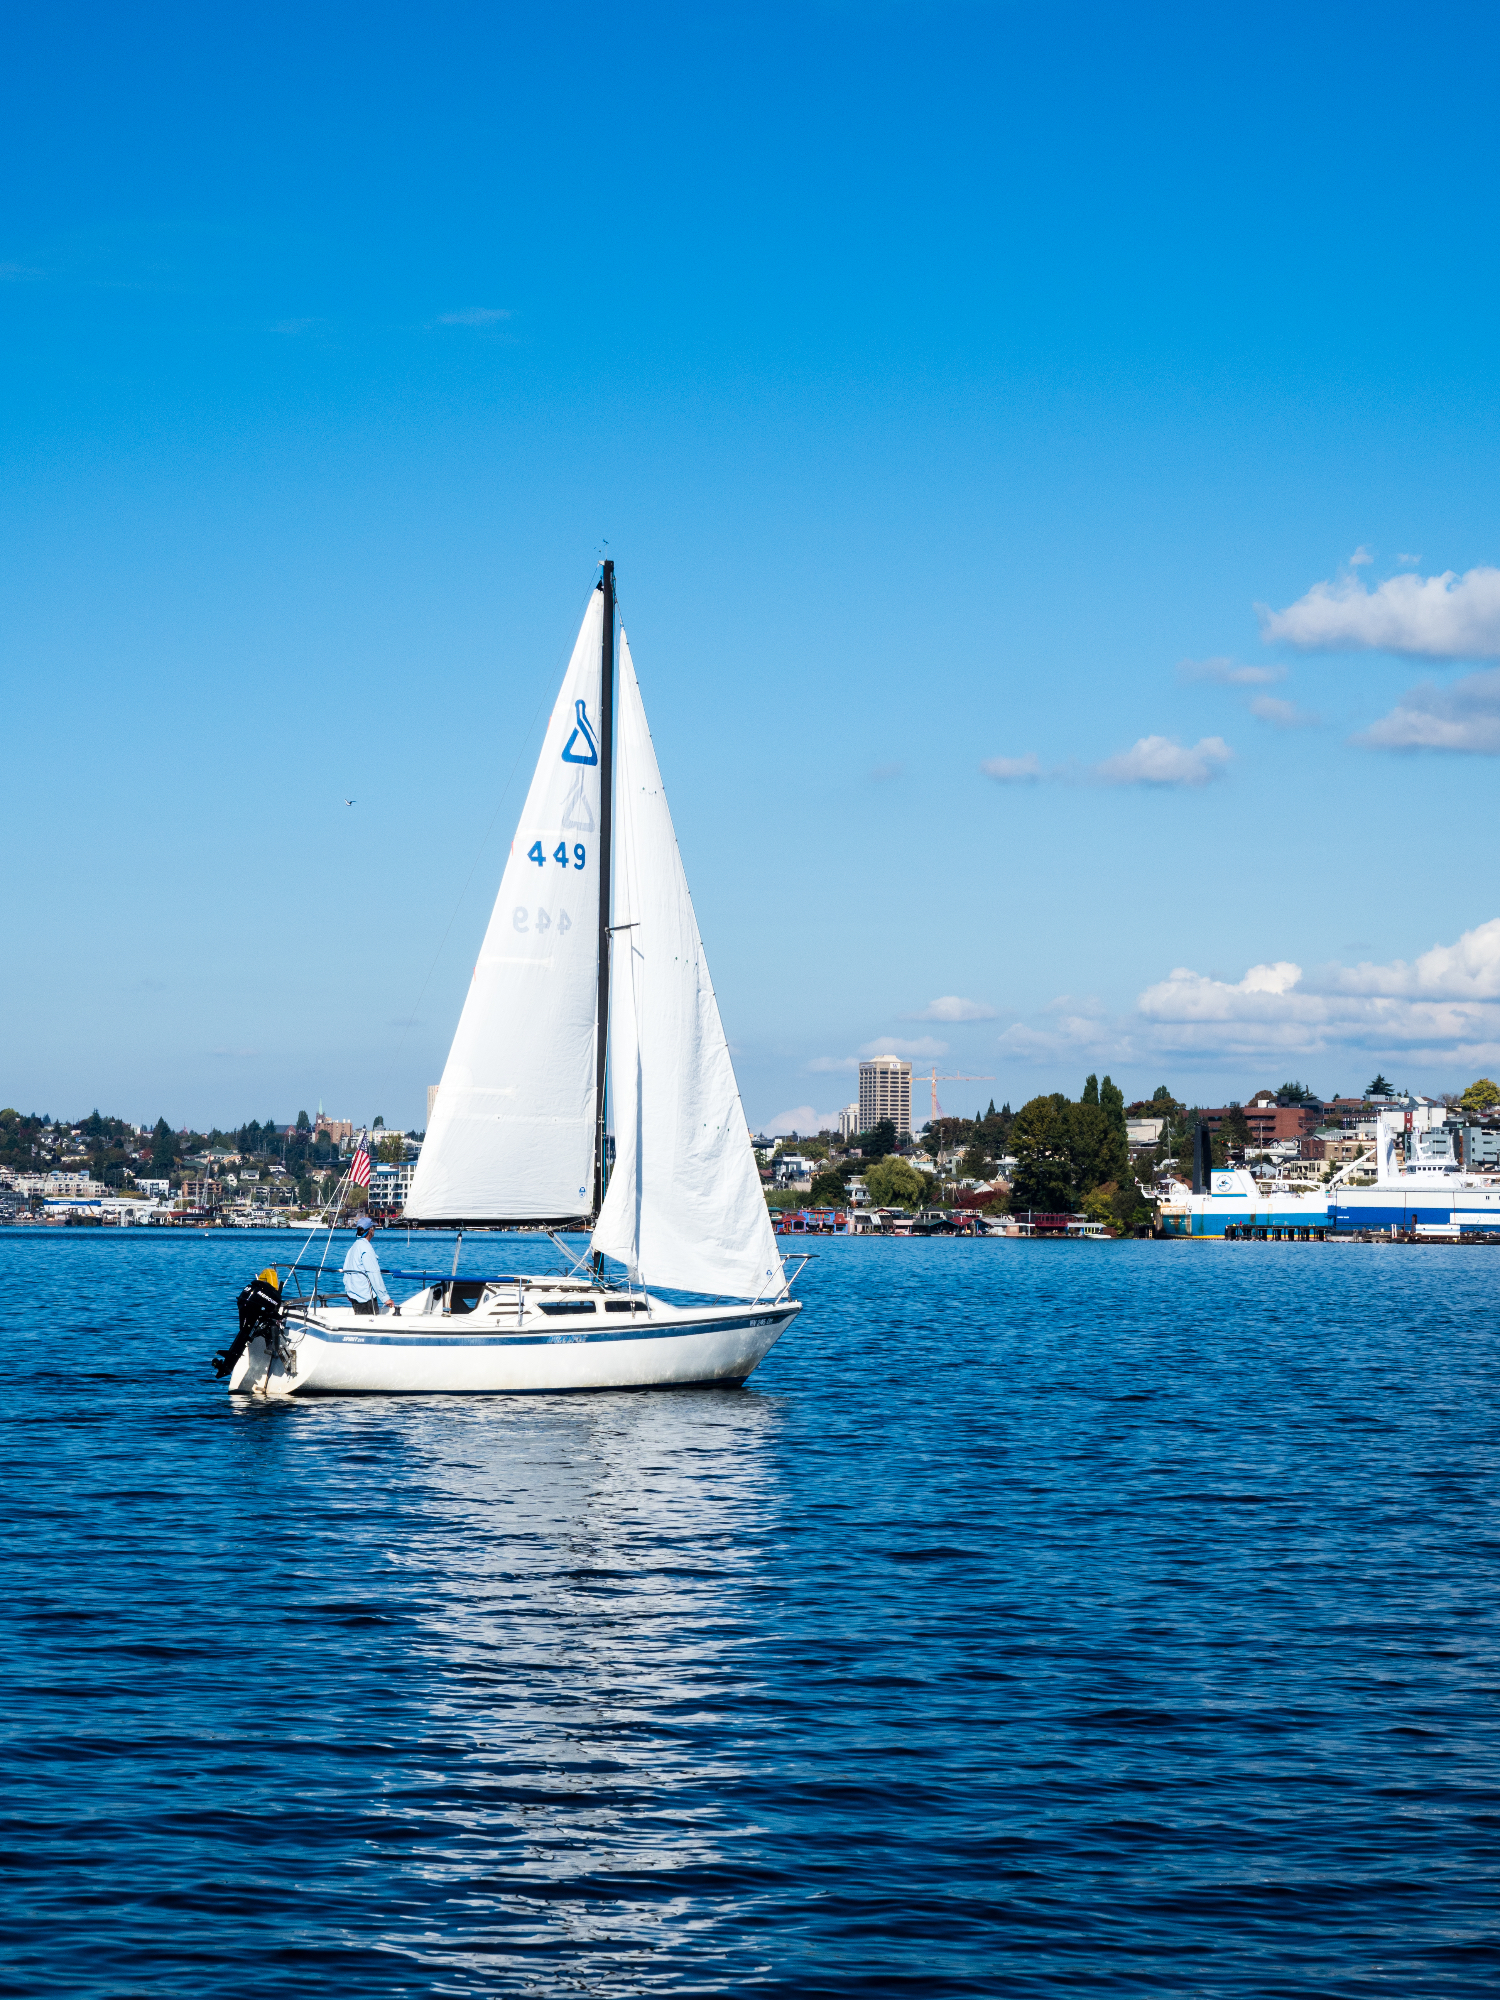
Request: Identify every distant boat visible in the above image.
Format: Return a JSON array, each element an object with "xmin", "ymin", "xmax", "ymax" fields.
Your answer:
[
  {"xmin": 1157, "ymin": 1107, "xmax": 1500, "ymax": 1238},
  {"xmin": 227, "ymin": 564, "xmax": 801, "ymax": 1396}
]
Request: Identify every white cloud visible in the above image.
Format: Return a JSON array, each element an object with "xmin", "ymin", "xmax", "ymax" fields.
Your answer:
[
  {"xmin": 807, "ymin": 1039, "xmax": 954, "ymax": 1071},
  {"xmin": 948, "ymin": 919, "xmax": 1500, "ymax": 1079},
  {"xmin": 981, "ymin": 754, "xmax": 1041, "ymax": 782},
  {"xmin": 765, "ymin": 1104, "xmax": 841, "ymax": 1135},
  {"xmin": 1356, "ymin": 668, "xmax": 1500, "ymax": 753},
  {"xmin": 1397, "ymin": 552, "xmax": 1421, "ymax": 566},
  {"xmin": 900, "ymin": 996, "xmax": 997, "ymax": 1022},
  {"xmin": 859, "ymin": 1035, "xmax": 949, "ymax": 1059},
  {"xmin": 988, "ymin": 732, "xmax": 1237, "ymax": 787},
  {"xmin": 994, "ymin": 1021, "xmax": 1071, "ymax": 1059},
  {"xmin": 1178, "ymin": 656, "xmax": 1285, "ymax": 687},
  {"xmin": 995, "ymin": 996, "xmax": 1129, "ymax": 1063},
  {"xmin": 1323, "ymin": 919, "xmax": 1500, "ymax": 1000},
  {"xmin": 1094, "ymin": 735, "xmax": 1232, "ymax": 787},
  {"xmin": 1350, "ymin": 545, "xmax": 1374, "ymax": 567},
  {"xmin": 1136, "ymin": 918, "xmax": 1500, "ymax": 1062},
  {"xmin": 1250, "ymin": 695, "xmax": 1320, "ymax": 729},
  {"xmin": 437, "ymin": 306, "xmax": 513, "ymax": 325},
  {"xmin": 1260, "ymin": 564, "xmax": 1500, "ymax": 659}
]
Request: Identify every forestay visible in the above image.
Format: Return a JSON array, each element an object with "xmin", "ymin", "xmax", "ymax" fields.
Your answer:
[
  {"xmin": 406, "ymin": 591, "xmax": 604, "ymax": 1221},
  {"xmin": 592, "ymin": 633, "xmax": 783, "ymax": 1299}
]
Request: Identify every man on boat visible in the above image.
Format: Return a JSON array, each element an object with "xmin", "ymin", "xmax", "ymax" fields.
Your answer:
[{"xmin": 343, "ymin": 1213, "xmax": 399, "ymax": 1315}]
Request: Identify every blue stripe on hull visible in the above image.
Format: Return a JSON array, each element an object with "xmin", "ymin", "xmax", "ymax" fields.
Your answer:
[
  {"xmin": 1162, "ymin": 1212, "xmax": 1329, "ymax": 1238},
  {"xmin": 1331, "ymin": 1201, "xmax": 1499, "ymax": 1231},
  {"xmin": 286, "ymin": 1312, "xmax": 791, "ymax": 1350},
  {"xmin": 1164, "ymin": 1191, "xmax": 1500, "ymax": 1236}
]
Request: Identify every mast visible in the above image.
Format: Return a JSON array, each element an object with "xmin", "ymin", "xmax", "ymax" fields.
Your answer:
[{"xmin": 592, "ymin": 559, "xmax": 616, "ymax": 1217}]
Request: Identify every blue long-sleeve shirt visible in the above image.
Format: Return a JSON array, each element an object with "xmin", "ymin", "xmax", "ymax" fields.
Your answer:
[{"xmin": 342, "ymin": 1236, "xmax": 392, "ymax": 1307}]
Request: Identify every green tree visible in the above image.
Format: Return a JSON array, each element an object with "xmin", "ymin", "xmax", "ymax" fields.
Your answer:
[
  {"xmin": 1069, "ymin": 1101, "xmax": 1110, "ymax": 1193},
  {"xmin": 1073, "ymin": 1074, "xmax": 1129, "ymax": 1192},
  {"xmin": 1098, "ymin": 1077, "xmax": 1129, "ymax": 1176},
  {"xmin": 1277, "ymin": 1080, "xmax": 1316, "ymax": 1103},
  {"xmin": 1008, "ymin": 1094, "xmax": 1078, "ymax": 1212},
  {"xmin": 809, "ymin": 1169, "xmax": 847, "ymax": 1207},
  {"xmin": 1084, "ymin": 1176, "xmax": 1157, "ymax": 1235},
  {"xmin": 1099, "ymin": 1075, "xmax": 1127, "ymax": 1142},
  {"xmin": 859, "ymin": 1118, "xmax": 898, "ymax": 1160},
  {"xmin": 1081, "ymin": 1074, "xmax": 1099, "ymax": 1106},
  {"xmin": 1221, "ymin": 1102, "xmax": 1252, "ymax": 1152},
  {"xmin": 150, "ymin": 1117, "xmax": 176, "ymax": 1176},
  {"xmin": 296, "ymin": 1109, "xmax": 311, "ymax": 1132},
  {"xmin": 373, "ymin": 1115, "xmax": 385, "ymax": 1129},
  {"xmin": 1364, "ymin": 1073, "xmax": 1392, "ymax": 1098},
  {"xmin": 927, "ymin": 1115, "xmax": 975, "ymax": 1153},
  {"xmin": 865, "ymin": 1156, "xmax": 926, "ymax": 1208},
  {"xmin": 1461, "ymin": 1077, "xmax": 1500, "ymax": 1114}
]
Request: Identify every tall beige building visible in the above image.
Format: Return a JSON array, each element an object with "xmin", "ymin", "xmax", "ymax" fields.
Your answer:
[{"xmin": 858, "ymin": 1056, "xmax": 912, "ymax": 1137}]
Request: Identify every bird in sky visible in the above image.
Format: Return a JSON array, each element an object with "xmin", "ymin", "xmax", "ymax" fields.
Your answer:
[{"xmin": 344, "ymin": 798, "xmax": 356, "ymax": 806}]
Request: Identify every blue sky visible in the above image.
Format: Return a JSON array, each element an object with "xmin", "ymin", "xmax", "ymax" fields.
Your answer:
[{"xmin": 7, "ymin": 1, "xmax": 1500, "ymax": 1133}]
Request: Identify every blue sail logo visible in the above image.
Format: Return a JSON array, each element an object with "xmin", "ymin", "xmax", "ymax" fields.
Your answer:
[{"xmin": 561, "ymin": 699, "xmax": 598, "ymax": 766}]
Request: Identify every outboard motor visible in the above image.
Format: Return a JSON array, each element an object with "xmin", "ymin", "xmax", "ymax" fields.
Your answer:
[{"xmin": 213, "ymin": 1267, "xmax": 283, "ymax": 1379}]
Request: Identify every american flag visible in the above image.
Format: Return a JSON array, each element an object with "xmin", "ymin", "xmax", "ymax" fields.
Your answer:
[{"xmin": 350, "ymin": 1144, "xmax": 371, "ymax": 1188}]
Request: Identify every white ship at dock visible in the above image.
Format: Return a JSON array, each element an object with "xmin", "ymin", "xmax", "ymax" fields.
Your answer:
[
  {"xmin": 1160, "ymin": 1105, "xmax": 1500, "ymax": 1240},
  {"xmin": 1330, "ymin": 1108, "xmax": 1500, "ymax": 1237},
  {"xmin": 1158, "ymin": 1165, "xmax": 1333, "ymax": 1240}
]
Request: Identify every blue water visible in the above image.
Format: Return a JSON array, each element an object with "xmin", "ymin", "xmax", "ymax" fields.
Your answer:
[{"xmin": 5, "ymin": 1229, "xmax": 1500, "ymax": 1996}]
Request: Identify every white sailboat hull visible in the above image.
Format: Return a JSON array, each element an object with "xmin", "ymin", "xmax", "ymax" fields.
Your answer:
[{"xmin": 231, "ymin": 1295, "xmax": 799, "ymax": 1398}]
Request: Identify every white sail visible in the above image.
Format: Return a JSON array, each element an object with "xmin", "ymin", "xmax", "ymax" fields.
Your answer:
[
  {"xmin": 405, "ymin": 589, "xmax": 605, "ymax": 1221},
  {"xmin": 592, "ymin": 633, "xmax": 783, "ymax": 1299}
]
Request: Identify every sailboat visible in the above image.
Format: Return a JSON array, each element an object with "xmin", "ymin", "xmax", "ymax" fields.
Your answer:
[{"xmin": 227, "ymin": 563, "xmax": 802, "ymax": 1397}]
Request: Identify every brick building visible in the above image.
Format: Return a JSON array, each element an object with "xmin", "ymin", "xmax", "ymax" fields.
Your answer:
[{"xmin": 1201, "ymin": 1091, "xmax": 1323, "ymax": 1148}]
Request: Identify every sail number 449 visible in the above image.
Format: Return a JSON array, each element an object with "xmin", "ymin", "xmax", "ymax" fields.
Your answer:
[{"xmin": 529, "ymin": 842, "xmax": 586, "ymax": 869}]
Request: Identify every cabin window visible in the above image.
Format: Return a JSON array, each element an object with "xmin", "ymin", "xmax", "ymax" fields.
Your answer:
[
  {"xmin": 447, "ymin": 1281, "xmax": 488, "ymax": 1315},
  {"xmin": 605, "ymin": 1301, "xmax": 645, "ymax": 1313},
  {"xmin": 537, "ymin": 1300, "xmax": 596, "ymax": 1316}
]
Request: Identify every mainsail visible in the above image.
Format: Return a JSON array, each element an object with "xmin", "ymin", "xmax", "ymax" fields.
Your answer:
[
  {"xmin": 591, "ymin": 633, "xmax": 783, "ymax": 1299},
  {"xmin": 405, "ymin": 590, "xmax": 605, "ymax": 1222}
]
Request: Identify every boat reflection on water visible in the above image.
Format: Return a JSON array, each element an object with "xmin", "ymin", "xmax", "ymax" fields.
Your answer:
[{"xmin": 284, "ymin": 1386, "xmax": 784, "ymax": 1980}]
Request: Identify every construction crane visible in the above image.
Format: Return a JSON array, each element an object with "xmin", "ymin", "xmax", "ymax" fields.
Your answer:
[{"xmin": 924, "ymin": 1069, "xmax": 995, "ymax": 1126}]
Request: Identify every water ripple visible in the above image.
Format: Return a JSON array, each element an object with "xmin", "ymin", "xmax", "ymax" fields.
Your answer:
[{"xmin": 3, "ymin": 1231, "xmax": 1500, "ymax": 1993}]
